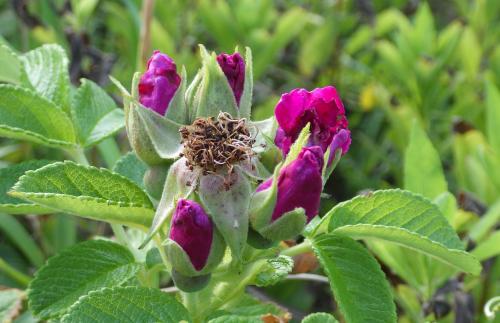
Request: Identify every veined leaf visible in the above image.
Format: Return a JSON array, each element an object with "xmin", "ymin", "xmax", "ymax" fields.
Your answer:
[
  {"xmin": 0, "ymin": 160, "xmax": 54, "ymax": 214},
  {"xmin": 324, "ymin": 190, "xmax": 481, "ymax": 275},
  {"xmin": 10, "ymin": 161, "xmax": 154, "ymax": 229},
  {"xmin": 0, "ymin": 85, "xmax": 77, "ymax": 147},
  {"xmin": 255, "ymin": 255, "xmax": 293, "ymax": 287},
  {"xmin": 112, "ymin": 152, "xmax": 147, "ymax": 189},
  {"xmin": 302, "ymin": 313, "xmax": 338, "ymax": 323},
  {"xmin": 72, "ymin": 79, "xmax": 125, "ymax": 147},
  {"xmin": 28, "ymin": 240, "xmax": 141, "ymax": 319},
  {"xmin": 312, "ymin": 233, "xmax": 396, "ymax": 323},
  {"xmin": 21, "ymin": 44, "xmax": 70, "ymax": 110},
  {"xmin": 61, "ymin": 286, "xmax": 189, "ymax": 323}
]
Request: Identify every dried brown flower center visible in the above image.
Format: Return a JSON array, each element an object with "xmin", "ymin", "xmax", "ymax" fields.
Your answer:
[{"xmin": 180, "ymin": 112, "xmax": 255, "ymax": 174}]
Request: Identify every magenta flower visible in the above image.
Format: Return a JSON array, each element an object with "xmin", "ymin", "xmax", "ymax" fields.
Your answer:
[
  {"xmin": 138, "ymin": 50, "xmax": 181, "ymax": 116},
  {"xmin": 216, "ymin": 52, "xmax": 245, "ymax": 105},
  {"xmin": 274, "ymin": 86, "xmax": 350, "ymax": 157},
  {"xmin": 170, "ymin": 199, "xmax": 213, "ymax": 271},
  {"xmin": 257, "ymin": 146, "xmax": 324, "ymax": 223}
]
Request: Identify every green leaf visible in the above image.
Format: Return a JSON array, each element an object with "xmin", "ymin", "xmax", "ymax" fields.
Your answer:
[
  {"xmin": 255, "ymin": 255, "xmax": 293, "ymax": 287},
  {"xmin": 71, "ymin": 79, "xmax": 125, "ymax": 147},
  {"xmin": 404, "ymin": 121, "xmax": 447, "ymax": 199},
  {"xmin": 61, "ymin": 286, "xmax": 189, "ymax": 323},
  {"xmin": 21, "ymin": 44, "xmax": 70, "ymax": 110},
  {"xmin": 324, "ymin": 190, "xmax": 481, "ymax": 275},
  {"xmin": 0, "ymin": 160, "xmax": 54, "ymax": 214},
  {"xmin": 302, "ymin": 313, "xmax": 338, "ymax": 323},
  {"xmin": 0, "ymin": 45, "xmax": 22, "ymax": 84},
  {"xmin": 0, "ymin": 289, "xmax": 24, "ymax": 323},
  {"xmin": 112, "ymin": 152, "xmax": 147, "ymax": 189},
  {"xmin": 486, "ymin": 80, "xmax": 500, "ymax": 155},
  {"xmin": 312, "ymin": 233, "xmax": 396, "ymax": 323},
  {"xmin": 472, "ymin": 231, "xmax": 500, "ymax": 261},
  {"xmin": 0, "ymin": 85, "xmax": 77, "ymax": 147},
  {"xmin": 28, "ymin": 240, "xmax": 141, "ymax": 319},
  {"xmin": 135, "ymin": 103, "xmax": 183, "ymax": 159},
  {"xmin": 199, "ymin": 168, "xmax": 251, "ymax": 259},
  {"xmin": 10, "ymin": 161, "xmax": 154, "ymax": 229},
  {"xmin": 209, "ymin": 315, "xmax": 261, "ymax": 323}
]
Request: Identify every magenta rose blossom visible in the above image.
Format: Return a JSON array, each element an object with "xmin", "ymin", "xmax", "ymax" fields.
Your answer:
[
  {"xmin": 216, "ymin": 52, "xmax": 245, "ymax": 105},
  {"xmin": 274, "ymin": 86, "xmax": 350, "ymax": 158},
  {"xmin": 138, "ymin": 50, "xmax": 181, "ymax": 116},
  {"xmin": 257, "ymin": 146, "xmax": 324, "ymax": 223},
  {"xmin": 170, "ymin": 199, "xmax": 213, "ymax": 270}
]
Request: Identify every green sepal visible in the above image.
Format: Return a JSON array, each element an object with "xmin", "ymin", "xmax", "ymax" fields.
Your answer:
[
  {"xmin": 199, "ymin": 168, "xmax": 251, "ymax": 260},
  {"xmin": 185, "ymin": 69, "xmax": 203, "ymax": 123},
  {"xmin": 164, "ymin": 228, "xmax": 225, "ymax": 277},
  {"xmin": 249, "ymin": 164, "xmax": 281, "ymax": 231},
  {"xmin": 322, "ymin": 148, "xmax": 342, "ymax": 183},
  {"xmin": 143, "ymin": 163, "xmax": 171, "ymax": 200},
  {"xmin": 165, "ymin": 66, "xmax": 188, "ymax": 124},
  {"xmin": 192, "ymin": 45, "xmax": 239, "ymax": 119},
  {"xmin": 239, "ymin": 47, "xmax": 253, "ymax": 119},
  {"xmin": 258, "ymin": 208, "xmax": 307, "ymax": 241},
  {"xmin": 247, "ymin": 227, "xmax": 276, "ymax": 250},
  {"xmin": 171, "ymin": 269, "xmax": 211, "ymax": 293},
  {"xmin": 124, "ymin": 72, "xmax": 164, "ymax": 165}
]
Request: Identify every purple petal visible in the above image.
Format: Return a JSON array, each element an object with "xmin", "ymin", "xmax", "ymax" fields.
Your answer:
[
  {"xmin": 138, "ymin": 51, "xmax": 181, "ymax": 116},
  {"xmin": 170, "ymin": 199, "xmax": 213, "ymax": 270},
  {"xmin": 217, "ymin": 52, "xmax": 245, "ymax": 105}
]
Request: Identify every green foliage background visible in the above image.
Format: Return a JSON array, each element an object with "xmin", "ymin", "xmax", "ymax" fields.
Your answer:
[{"xmin": 0, "ymin": 0, "xmax": 499, "ymax": 322}]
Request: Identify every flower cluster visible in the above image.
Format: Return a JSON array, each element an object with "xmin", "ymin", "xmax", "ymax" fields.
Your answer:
[{"xmin": 128, "ymin": 48, "xmax": 350, "ymax": 291}]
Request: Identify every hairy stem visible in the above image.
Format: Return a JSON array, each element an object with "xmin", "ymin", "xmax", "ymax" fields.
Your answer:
[{"xmin": 281, "ymin": 239, "xmax": 312, "ymax": 257}]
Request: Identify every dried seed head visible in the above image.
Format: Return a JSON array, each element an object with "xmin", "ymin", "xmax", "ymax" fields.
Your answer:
[{"xmin": 180, "ymin": 112, "xmax": 255, "ymax": 174}]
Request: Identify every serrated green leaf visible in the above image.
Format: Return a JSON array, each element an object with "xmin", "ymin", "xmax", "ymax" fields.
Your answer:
[
  {"xmin": 28, "ymin": 240, "xmax": 141, "ymax": 319},
  {"xmin": 112, "ymin": 152, "xmax": 147, "ymax": 189},
  {"xmin": 0, "ymin": 45, "xmax": 22, "ymax": 84},
  {"xmin": 21, "ymin": 44, "xmax": 70, "ymax": 111},
  {"xmin": 61, "ymin": 286, "xmax": 189, "ymax": 323},
  {"xmin": 0, "ymin": 85, "xmax": 77, "ymax": 147},
  {"xmin": 302, "ymin": 312, "xmax": 338, "ymax": 323},
  {"xmin": 0, "ymin": 160, "xmax": 54, "ymax": 214},
  {"xmin": 71, "ymin": 79, "xmax": 125, "ymax": 147},
  {"xmin": 324, "ymin": 190, "xmax": 481, "ymax": 275},
  {"xmin": 255, "ymin": 255, "xmax": 293, "ymax": 287},
  {"xmin": 199, "ymin": 168, "xmax": 250, "ymax": 259},
  {"xmin": 0, "ymin": 289, "xmax": 24, "ymax": 323},
  {"xmin": 404, "ymin": 121, "xmax": 447, "ymax": 199},
  {"xmin": 10, "ymin": 161, "xmax": 154, "ymax": 229},
  {"xmin": 312, "ymin": 233, "xmax": 396, "ymax": 323}
]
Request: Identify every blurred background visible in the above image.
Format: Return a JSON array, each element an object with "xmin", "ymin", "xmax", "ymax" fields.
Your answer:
[{"xmin": 1, "ymin": 0, "xmax": 499, "ymax": 322}]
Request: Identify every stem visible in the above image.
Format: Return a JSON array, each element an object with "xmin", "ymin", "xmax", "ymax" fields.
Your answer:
[
  {"xmin": 286, "ymin": 273, "xmax": 329, "ymax": 284},
  {"xmin": 281, "ymin": 240, "xmax": 312, "ymax": 257},
  {"xmin": 97, "ymin": 138, "xmax": 122, "ymax": 168},
  {"xmin": 67, "ymin": 147, "xmax": 90, "ymax": 166},
  {"xmin": 0, "ymin": 257, "xmax": 31, "ymax": 287}
]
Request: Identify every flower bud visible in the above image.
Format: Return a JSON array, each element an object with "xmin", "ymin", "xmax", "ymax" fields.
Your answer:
[
  {"xmin": 216, "ymin": 52, "xmax": 245, "ymax": 106},
  {"xmin": 250, "ymin": 146, "xmax": 324, "ymax": 241},
  {"xmin": 274, "ymin": 86, "xmax": 350, "ymax": 157},
  {"xmin": 138, "ymin": 51, "xmax": 181, "ymax": 116},
  {"xmin": 165, "ymin": 199, "xmax": 224, "ymax": 277}
]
